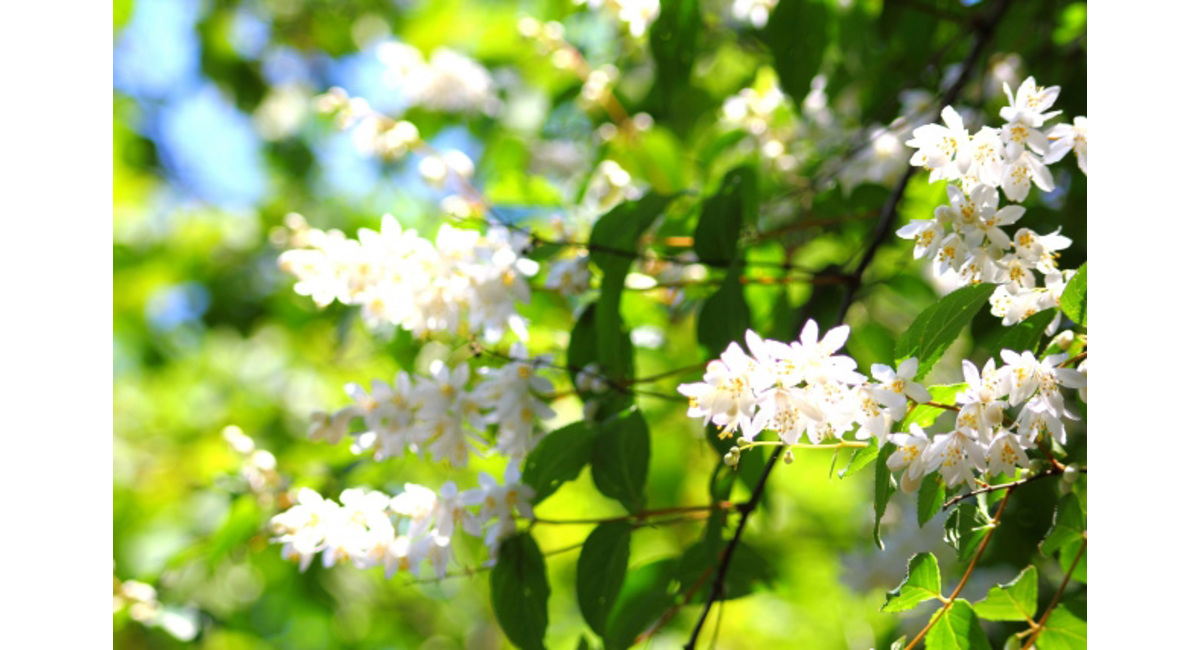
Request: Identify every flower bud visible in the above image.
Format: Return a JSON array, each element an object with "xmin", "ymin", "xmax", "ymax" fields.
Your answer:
[
  {"xmin": 783, "ymin": 450, "xmax": 795, "ymax": 464},
  {"xmin": 1062, "ymin": 464, "xmax": 1080, "ymax": 485}
]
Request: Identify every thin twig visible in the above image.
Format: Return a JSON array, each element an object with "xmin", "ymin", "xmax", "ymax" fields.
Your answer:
[
  {"xmin": 942, "ymin": 467, "xmax": 1086, "ymax": 511},
  {"xmin": 904, "ymin": 486, "xmax": 1016, "ymax": 650},
  {"xmin": 1021, "ymin": 534, "xmax": 1086, "ymax": 649},
  {"xmin": 529, "ymin": 502, "xmax": 747, "ymax": 526}
]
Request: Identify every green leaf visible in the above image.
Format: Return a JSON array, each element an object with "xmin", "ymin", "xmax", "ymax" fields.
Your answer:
[
  {"xmin": 901, "ymin": 384, "xmax": 966, "ymax": 430},
  {"xmin": 762, "ymin": 0, "xmax": 828, "ymax": 107},
  {"xmin": 591, "ymin": 409, "xmax": 650, "ymax": 513},
  {"xmin": 873, "ymin": 443, "xmax": 898, "ymax": 549},
  {"xmin": 1060, "ymin": 263, "xmax": 1087, "ymax": 327},
  {"xmin": 1036, "ymin": 607, "xmax": 1088, "ymax": 650},
  {"xmin": 697, "ymin": 264, "xmax": 751, "ymax": 357},
  {"xmin": 648, "ymin": 0, "xmax": 701, "ymax": 118},
  {"xmin": 993, "ymin": 308, "xmax": 1056, "ymax": 360},
  {"xmin": 895, "ymin": 283, "xmax": 995, "ymax": 380},
  {"xmin": 838, "ymin": 441, "xmax": 879, "ymax": 479},
  {"xmin": 1041, "ymin": 493, "xmax": 1085, "ymax": 556},
  {"xmin": 603, "ymin": 559, "xmax": 679, "ymax": 650},
  {"xmin": 945, "ymin": 499, "xmax": 991, "ymax": 561},
  {"xmin": 590, "ymin": 195, "xmax": 675, "ymax": 384},
  {"xmin": 490, "ymin": 533, "xmax": 549, "ymax": 650},
  {"xmin": 523, "ymin": 421, "xmax": 598, "ymax": 505},
  {"xmin": 568, "ymin": 303, "xmax": 632, "ymax": 419},
  {"xmin": 974, "ymin": 566, "xmax": 1038, "ymax": 622},
  {"xmin": 676, "ymin": 541, "xmax": 775, "ymax": 603},
  {"xmin": 1042, "ymin": 493, "xmax": 1087, "ymax": 583},
  {"xmin": 926, "ymin": 600, "xmax": 989, "ymax": 650},
  {"xmin": 589, "ymin": 194, "xmax": 676, "ymax": 277},
  {"xmin": 917, "ymin": 473, "xmax": 947, "ymax": 528},
  {"xmin": 577, "ymin": 522, "xmax": 632, "ymax": 636},
  {"xmin": 881, "ymin": 552, "xmax": 942, "ymax": 612},
  {"xmin": 206, "ymin": 494, "xmax": 261, "ymax": 568},
  {"xmin": 693, "ymin": 166, "xmax": 756, "ymax": 265}
]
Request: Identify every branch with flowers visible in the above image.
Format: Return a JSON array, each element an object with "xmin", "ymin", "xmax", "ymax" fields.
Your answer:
[{"xmin": 244, "ymin": 1, "xmax": 1088, "ymax": 648}]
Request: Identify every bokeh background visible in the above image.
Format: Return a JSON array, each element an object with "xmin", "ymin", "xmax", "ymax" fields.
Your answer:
[{"xmin": 113, "ymin": 0, "xmax": 1086, "ymax": 647}]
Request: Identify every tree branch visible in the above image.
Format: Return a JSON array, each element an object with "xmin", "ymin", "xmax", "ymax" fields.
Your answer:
[{"xmin": 1021, "ymin": 534, "xmax": 1086, "ymax": 649}]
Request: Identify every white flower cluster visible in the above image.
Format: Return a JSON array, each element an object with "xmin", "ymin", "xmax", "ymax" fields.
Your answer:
[
  {"xmin": 677, "ymin": 322, "xmax": 931, "ymax": 449},
  {"xmin": 315, "ymin": 87, "xmax": 423, "ymax": 160},
  {"xmin": 730, "ymin": 0, "xmax": 778, "ymax": 28},
  {"xmin": 376, "ymin": 41, "xmax": 498, "ymax": 115},
  {"xmin": 900, "ymin": 77, "xmax": 1087, "ymax": 327},
  {"xmin": 886, "ymin": 350, "xmax": 1086, "ymax": 492},
  {"xmin": 310, "ymin": 345, "xmax": 555, "ymax": 466},
  {"xmin": 279, "ymin": 213, "xmax": 539, "ymax": 341},
  {"xmin": 270, "ymin": 461, "xmax": 535, "ymax": 579},
  {"xmin": 577, "ymin": 0, "xmax": 661, "ymax": 37}
]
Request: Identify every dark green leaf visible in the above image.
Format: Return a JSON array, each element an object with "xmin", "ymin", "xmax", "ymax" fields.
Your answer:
[
  {"xmin": 762, "ymin": 0, "xmax": 829, "ymax": 107},
  {"xmin": 676, "ymin": 541, "xmax": 775, "ymax": 603},
  {"xmin": 693, "ymin": 166, "xmax": 756, "ymax": 265},
  {"xmin": 591, "ymin": 409, "xmax": 651, "ymax": 513},
  {"xmin": 974, "ymin": 565, "xmax": 1038, "ymax": 622},
  {"xmin": 577, "ymin": 522, "xmax": 632, "ymax": 635},
  {"xmin": 1041, "ymin": 493, "xmax": 1085, "ymax": 556},
  {"xmin": 697, "ymin": 264, "xmax": 751, "ymax": 357},
  {"xmin": 945, "ymin": 499, "xmax": 991, "ymax": 561},
  {"xmin": 569, "ymin": 303, "xmax": 633, "ymax": 419},
  {"xmin": 1042, "ymin": 493, "xmax": 1087, "ymax": 584},
  {"xmin": 993, "ymin": 308, "xmax": 1056, "ymax": 360},
  {"xmin": 838, "ymin": 441, "xmax": 879, "ymax": 479},
  {"xmin": 523, "ymin": 421, "xmax": 598, "ymax": 504},
  {"xmin": 490, "ymin": 533, "xmax": 549, "ymax": 650},
  {"xmin": 589, "ymin": 194, "xmax": 676, "ymax": 277},
  {"xmin": 881, "ymin": 552, "xmax": 942, "ymax": 612},
  {"xmin": 649, "ymin": 0, "xmax": 701, "ymax": 115},
  {"xmin": 1060, "ymin": 263, "xmax": 1087, "ymax": 327},
  {"xmin": 926, "ymin": 600, "xmax": 989, "ymax": 650},
  {"xmin": 1037, "ymin": 607, "xmax": 1088, "ymax": 650},
  {"xmin": 917, "ymin": 473, "xmax": 947, "ymax": 528},
  {"xmin": 894, "ymin": 283, "xmax": 995, "ymax": 380},
  {"xmin": 874, "ymin": 443, "xmax": 898, "ymax": 549},
  {"xmin": 604, "ymin": 559, "xmax": 679, "ymax": 650}
]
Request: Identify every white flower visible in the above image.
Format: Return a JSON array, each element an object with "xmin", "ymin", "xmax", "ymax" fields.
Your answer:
[
  {"xmin": 986, "ymin": 429, "xmax": 1030, "ymax": 477},
  {"xmin": 1044, "ymin": 116, "xmax": 1087, "ymax": 174},
  {"xmin": 868, "ymin": 358, "xmax": 932, "ymax": 420},
  {"xmin": 678, "ymin": 340, "xmax": 761, "ymax": 437},
  {"xmin": 887, "ymin": 424, "xmax": 932, "ymax": 493},
  {"xmin": 1000, "ymin": 77, "xmax": 1062, "ymax": 128},
  {"xmin": 956, "ymin": 358, "xmax": 1011, "ymax": 439},
  {"xmin": 544, "ymin": 253, "xmax": 592, "ymax": 295},
  {"xmin": 928, "ymin": 429, "xmax": 985, "ymax": 487},
  {"xmin": 907, "ymin": 106, "xmax": 973, "ymax": 181}
]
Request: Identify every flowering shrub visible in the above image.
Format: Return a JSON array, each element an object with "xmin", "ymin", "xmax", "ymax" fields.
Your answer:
[{"xmin": 114, "ymin": 0, "xmax": 1086, "ymax": 647}]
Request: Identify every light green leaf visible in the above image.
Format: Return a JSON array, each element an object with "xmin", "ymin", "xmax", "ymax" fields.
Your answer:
[
  {"xmin": 523, "ymin": 421, "xmax": 597, "ymax": 505},
  {"xmin": 577, "ymin": 522, "xmax": 632, "ymax": 636},
  {"xmin": 1060, "ymin": 263, "xmax": 1087, "ymax": 327},
  {"xmin": 490, "ymin": 533, "xmax": 549, "ymax": 650},
  {"xmin": 591, "ymin": 409, "xmax": 650, "ymax": 513},
  {"xmin": 895, "ymin": 283, "xmax": 995, "ymax": 380},
  {"xmin": 917, "ymin": 473, "xmax": 946, "ymax": 528},
  {"xmin": 838, "ymin": 440, "xmax": 879, "ymax": 479},
  {"xmin": 881, "ymin": 552, "xmax": 942, "ymax": 612},
  {"xmin": 874, "ymin": 443, "xmax": 898, "ymax": 549},
  {"xmin": 1036, "ymin": 607, "xmax": 1088, "ymax": 650},
  {"xmin": 926, "ymin": 600, "xmax": 989, "ymax": 650},
  {"xmin": 974, "ymin": 566, "xmax": 1038, "ymax": 622}
]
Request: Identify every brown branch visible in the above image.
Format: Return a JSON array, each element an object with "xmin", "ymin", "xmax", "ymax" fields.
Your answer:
[
  {"xmin": 942, "ymin": 467, "xmax": 1086, "ymax": 511},
  {"xmin": 529, "ymin": 502, "xmax": 748, "ymax": 526},
  {"xmin": 904, "ymin": 487, "xmax": 1016, "ymax": 650},
  {"xmin": 1021, "ymin": 534, "xmax": 1087, "ymax": 649}
]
